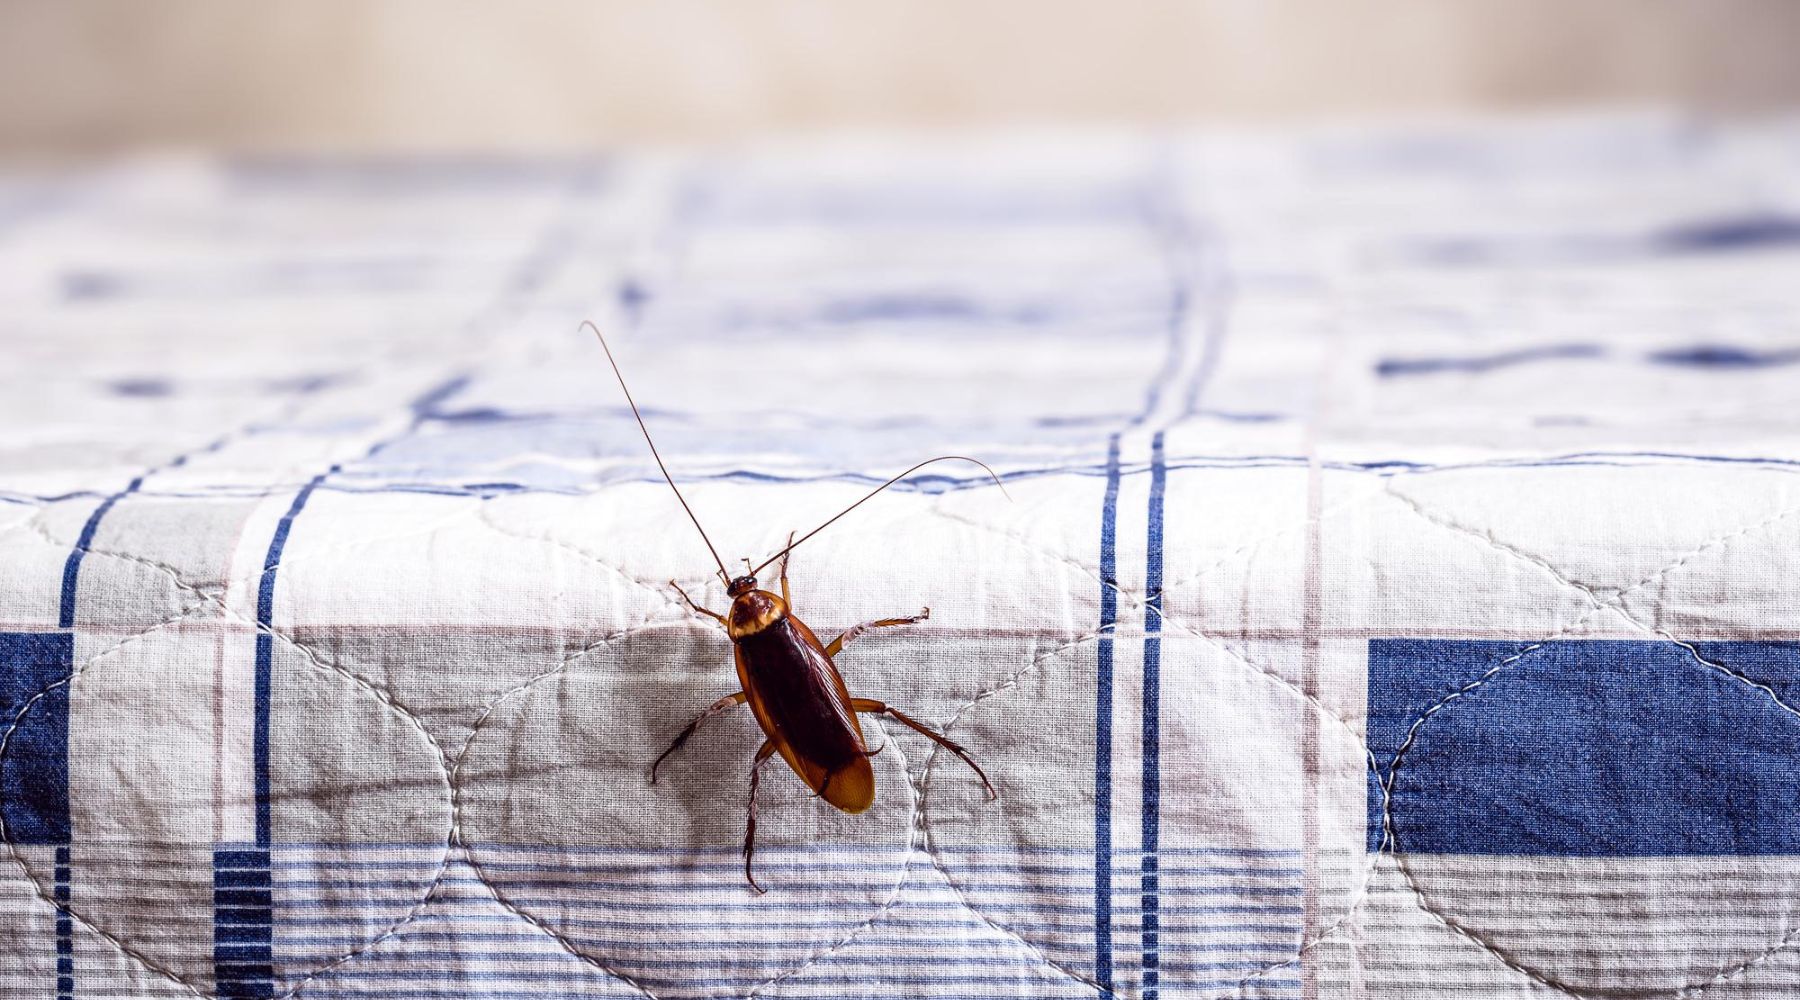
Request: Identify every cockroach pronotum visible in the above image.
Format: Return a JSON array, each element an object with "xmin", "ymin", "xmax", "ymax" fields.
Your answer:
[{"xmin": 581, "ymin": 321, "xmax": 1001, "ymax": 892}]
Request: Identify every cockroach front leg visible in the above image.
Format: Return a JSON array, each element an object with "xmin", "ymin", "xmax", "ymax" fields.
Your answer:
[
  {"xmin": 852, "ymin": 698, "xmax": 996, "ymax": 800},
  {"xmin": 669, "ymin": 580, "xmax": 727, "ymax": 626},
  {"xmin": 650, "ymin": 692, "xmax": 748, "ymax": 783},
  {"xmin": 744, "ymin": 740, "xmax": 777, "ymax": 894},
  {"xmin": 826, "ymin": 608, "xmax": 930, "ymax": 658}
]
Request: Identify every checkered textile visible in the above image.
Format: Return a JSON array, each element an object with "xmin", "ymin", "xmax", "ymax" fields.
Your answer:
[{"xmin": 4, "ymin": 115, "xmax": 1800, "ymax": 999}]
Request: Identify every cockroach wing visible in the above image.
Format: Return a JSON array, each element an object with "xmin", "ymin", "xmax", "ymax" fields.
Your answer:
[{"xmin": 734, "ymin": 614, "xmax": 877, "ymax": 814}]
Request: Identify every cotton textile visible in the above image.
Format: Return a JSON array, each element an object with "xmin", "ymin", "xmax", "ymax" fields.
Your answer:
[{"xmin": 3, "ymin": 117, "xmax": 1800, "ymax": 999}]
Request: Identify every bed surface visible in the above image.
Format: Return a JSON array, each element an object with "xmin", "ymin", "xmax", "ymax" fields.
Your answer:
[{"xmin": 4, "ymin": 116, "xmax": 1800, "ymax": 998}]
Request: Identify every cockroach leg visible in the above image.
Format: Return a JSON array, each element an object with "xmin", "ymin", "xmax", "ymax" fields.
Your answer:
[
  {"xmin": 851, "ymin": 698, "xmax": 996, "ymax": 801},
  {"xmin": 778, "ymin": 530, "xmax": 795, "ymax": 605},
  {"xmin": 825, "ymin": 608, "xmax": 930, "ymax": 658},
  {"xmin": 650, "ymin": 691, "xmax": 748, "ymax": 783},
  {"xmin": 669, "ymin": 580, "xmax": 727, "ymax": 625},
  {"xmin": 744, "ymin": 740, "xmax": 776, "ymax": 894}
]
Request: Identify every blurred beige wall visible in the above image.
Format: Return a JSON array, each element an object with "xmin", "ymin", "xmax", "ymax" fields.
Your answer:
[{"xmin": 3, "ymin": 0, "xmax": 1798, "ymax": 154}]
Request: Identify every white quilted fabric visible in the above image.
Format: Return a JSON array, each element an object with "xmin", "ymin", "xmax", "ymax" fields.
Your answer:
[{"xmin": 3, "ymin": 115, "xmax": 1800, "ymax": 999}]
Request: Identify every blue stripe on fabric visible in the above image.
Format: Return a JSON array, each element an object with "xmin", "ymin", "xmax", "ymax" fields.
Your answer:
[
  {"xmin": 1375, "ymin": 343, "xmax": 1605, "ymax": 378},
  {"xmin": 297, "ymin": 994, "xmax": 1291, "ymax": 1000},
  {"xmin": 279, "ymin": 926, "xmax": 1305, "ymax": 950},
  {"xmin": 1093, "ymin": 432, "xmax": 1122, "ymax": 995},
  {"xmin": 302, "ymin": 969, "xmax": 1178, "ymax": 988},
  {"xmin": 298, "ymin": 925, "xmax": 1297, "ymax": 956},
  {"xmin": 55, "ymin": 434, "xmax": 234, "ymax": 625},
  {"xmin": 214, "ymin": 866, "xmax": 273, "ymax": 892},
  {"xmin": 244, "ymin": 841, "xmax": 1302, "ymax": 855},
  {"xmin": 219, "ymin": 378, "xmax": 454, "ymax": 989},
  {"xmin": 1141, "ymin": 430, "xmax": 1168, "ymax": 1000},
  {"xmin": 215, "ymin": 847, "xmax": 274, "ymax": 998},
  {"xmin": 1130, "ymin": 154, "xmax": 1194, "ymax": 426},
  {"xmin": 255, "ymin": 470, "xmax": 333, "ymax": 845},
  {"xmin": 409, "ymin": 375, "xmax": 472, "ymax": 420},
  {"xmin": 276, "ymin": 949, "xmax": 1283, "ymax": 972},
  {"xmin": 23, "ymin": 449, "xmax": 1800, "ymax": 509},
  {"xmin": 215, "ymin": 944, "xmax": 274, "ymax": 962},
  {"xmin": 262, "ymin": 875, "xmax": 1305, "ymax": 896},
  {"xmin": 57, "ymin": 473, "xmax": 147, "ymax": 628},
  {"xmin": 264, "ymin": 856, "xmax": 1305, "ymax": 877},
  {"xmin": 230, "ymin": 470, "xmax": 329, "ymax": 998},
  {"xmin": 54, "ymin": 845, "xmax": 72, "ymax": 1000},
  {"xmin": 288, "ymin": 989, "xmax": 1256, "ymax": 1000},
  {"xmin": 271, "ymin": 901, "xmax": 1303, "ymax": 923},
  {"xmin": 46, "ymin": 463, "xmax": 155, "ymax": 1000}
]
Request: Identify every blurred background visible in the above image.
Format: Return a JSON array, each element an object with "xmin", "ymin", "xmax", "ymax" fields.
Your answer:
[{"xmin": 3, "ymin": 0, "xmax": 1799, "ymax": 156}]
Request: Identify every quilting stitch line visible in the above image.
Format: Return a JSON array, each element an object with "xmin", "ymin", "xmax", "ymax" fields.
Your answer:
[
  {"xmin": 929, "ymin": 473, "xmax": 1373, "ymax": 735},
  {"xmin": 0, "ymin": 163, "xmax": 595, "ymax": 996},
  {"xmin": 45, "ymin": 415, "xmax": 1800, "ymax": 1000},
  {"xmin": 450, "ymin": 494, "xmax": 969, "ymax": 1000},
  {"xmin": 17, "ymin": 467, "xmax": 1353, "ymax": 1000},
  {"xmin": 1383, "ymin": 641, "xmax": 1800, "ymax": 995},
  {"xmin": 915, "ymin": 472, "xmax": 1397, "ymax": 997},
  {"xmin": 254, "ymin": 470, "xmax": 333, "ymax": 847},
  {"xmin": 43, "ymin": 380, "xmax": 318, "ymax": 1000},
  {"xmin": 0, "ymin": 525, "xmax": 680, "ymax": 998},
  {"xmin": 2, "ymin": 512, "xmax": 468, "ymax": 999},
  {"xmin": 929, "ymin": 477, "xmax": 1386, "ymax": 635},
  {"xmin": 1378, "ymin": 484, "xmax": 1800, "ymax": 998},
  {"xmin": 446, "ymin": 613, "xmax": 922, "ymax": 1000},
  {"xmin": 909, "ymin": 466, "xmax": 1383, "ymax": 997},
  {"xmin": 15, "ymin": 450, "xmax": 1800, "ymax": 511},
  {"xmin": 915, "ymin": 627, "xmax": 1383, "ymax": 1000}
]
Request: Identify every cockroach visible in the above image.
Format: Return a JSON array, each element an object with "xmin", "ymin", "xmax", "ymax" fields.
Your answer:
[{"xmin": 582, "ymin": 321, "xmax": 1000, "ymax": 892}]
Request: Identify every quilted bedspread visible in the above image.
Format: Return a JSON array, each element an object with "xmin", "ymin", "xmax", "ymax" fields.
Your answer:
[{"xmin": 3, "ymin": 115, "xmax": 1800, "ymax": 1000}]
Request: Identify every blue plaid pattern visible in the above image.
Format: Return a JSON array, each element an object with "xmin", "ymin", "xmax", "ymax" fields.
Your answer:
[{"xmin": 4, "ymin": 117, "xmax": 1800, "ymax": 998}]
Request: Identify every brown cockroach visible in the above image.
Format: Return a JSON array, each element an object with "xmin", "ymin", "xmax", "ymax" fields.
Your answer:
[{"xmin": 582, "ymin": 322, "xmax": 1000, "ymax": 892}]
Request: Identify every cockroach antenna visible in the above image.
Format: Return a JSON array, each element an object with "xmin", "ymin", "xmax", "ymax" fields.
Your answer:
[
  {"xmin": 582, "ymin": 320, "xmax": 731, "ymax": 584},
  {"xmin": 606, "ymin": 320, "xmax": 1006, "ymax": 892},
  {"xmin": 748, "ymin": 455, "xmax": 1011, "ymax": 579}
]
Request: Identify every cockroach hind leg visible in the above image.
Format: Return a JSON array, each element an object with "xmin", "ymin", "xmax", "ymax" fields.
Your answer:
[
  {"xmin": 853, "ymin": 697, "xmax": 998, "ymax": 801},
  {"xmin": 743, "ymin": 741, "xmax": 776, "ymax": 894}
]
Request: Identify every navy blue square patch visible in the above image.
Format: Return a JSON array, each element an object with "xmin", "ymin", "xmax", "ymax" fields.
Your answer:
[
  {"xmin": 0, "ymin": 631, "xmax": 74, "ymax": 845},
  {"xmin": 1367, "ymin": 639, "xmax": 1800, "ymax": 856}
]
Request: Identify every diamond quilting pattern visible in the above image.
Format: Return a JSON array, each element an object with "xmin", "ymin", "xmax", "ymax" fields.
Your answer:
[{"xmin": 6, "ymin": 120, "xmax": 1800, "ymax": 999}]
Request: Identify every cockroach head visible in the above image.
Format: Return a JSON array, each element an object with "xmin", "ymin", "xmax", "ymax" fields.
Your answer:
[{"xmin": 727, "ymin": 575, "xmax": 757, "ymax": 598}]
